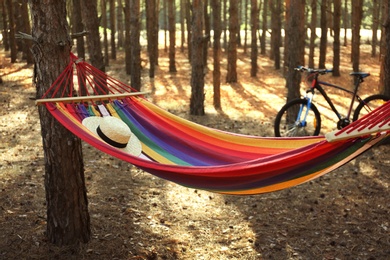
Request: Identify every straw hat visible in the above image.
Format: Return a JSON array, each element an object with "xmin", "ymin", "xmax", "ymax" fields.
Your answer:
[{"xmin": 82, "ymin": 116, "xmax": 142, "ymax": 156}]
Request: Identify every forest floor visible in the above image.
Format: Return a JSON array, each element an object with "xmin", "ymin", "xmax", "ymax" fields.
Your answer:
[{"xmin": 1, "ymin": 42, "xmax": 389, "ymax": 260}]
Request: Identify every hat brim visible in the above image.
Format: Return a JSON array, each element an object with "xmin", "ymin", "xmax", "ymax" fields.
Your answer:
[{"xmin": 82, "ymin": 116, "xmax": 142, "ymax": 157}]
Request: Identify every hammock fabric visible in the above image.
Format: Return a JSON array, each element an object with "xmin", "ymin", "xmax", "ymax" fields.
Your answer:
[{"xmin": 36, "ymin": 53, "xmax": 390, "ymax": 195}]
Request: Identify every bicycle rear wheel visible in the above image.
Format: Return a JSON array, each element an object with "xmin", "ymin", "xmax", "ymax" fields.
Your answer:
[
  {"xmin": 274, "ymin": 98, "xmax": 321, "ymax": 137},
  {"xmin": 353, "ymin": 94, "xmax": 390, "ymax": 121}
]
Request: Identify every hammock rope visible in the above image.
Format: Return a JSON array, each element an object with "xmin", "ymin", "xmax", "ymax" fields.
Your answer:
[{"xmin": 36, "ymin": 53, "xmax": 390, "ymax": 195}]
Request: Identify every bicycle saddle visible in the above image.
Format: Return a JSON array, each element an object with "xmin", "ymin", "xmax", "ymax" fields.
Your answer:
[{"xmin": 350, "ymin": 72, "xmax": 370, "ymax": 78}]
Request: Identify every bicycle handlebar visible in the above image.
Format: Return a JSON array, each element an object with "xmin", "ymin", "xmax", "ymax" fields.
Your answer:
[{"xmin": 295, "ymin": 66, "xmax": 333, "ymax": 75}]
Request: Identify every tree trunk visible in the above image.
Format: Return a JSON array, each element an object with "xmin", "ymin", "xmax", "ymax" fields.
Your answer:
[
  {"xmin": 117, "ymin": 0, "xmax": 124, "ymax": 48},
  {"xmin": 145, "ymin": 0, "xmax": 159, "ymax": 78},
  {"xmin": 130, "ymin": 0, "xmax": 141, "ymax": 90},
  {"xmin": 110, "ymin": 0, "xmax": 116, "ymax": 60},
  {"xmin": 124, "ymin": 0, "xmax": 131, "ymax": 75},
  {"xmin": 185, "ymin": 0, "xmax": 192, "ymax": 61},
  {"xmin": 203, "ymin": 0, "xmax": 210, "ymax": 67},
  {"xmin": 168, "ymin": 0, "xmax": 177, "ymax": 72},
  {"xmin": 250, "ymin": 0, "xmax": 258, "ymax": 77},
  {"xmin": 72, "ymin": 0, "xmax": 86, "ymax": 59},
  {"xmin": 180, "ymin": 0, "xmax": 185, "ymax": 52},
  {"xmin": 20, "ymin": 0, "xmax": 33, "ymax": 64},
  {"xmin": 372, "ymin": 0, "xmax": 380, "ymax": 57},
  {"xmin": 101, "ymin": 0, "xmax": 109, "ymax": 66},
  {"xmin": 270, "ymin": 0, "xmax": 282, "ymax": 70},
  {"xmin": 308, "ymin": 0, "xmax": 317, "ymax": 68},
  {"xmin": 343, "ymin": 0, "xmax": 348, "ymax": 46},
  {"xmin": 226, "ymin": 0, "xmax": 238, "ymax": 83},
  {"xmin": 332, "ymin": 0, "xmax": 341, "ymax": 76},
  {"xmin": 260, "ymin": 0, "xmax": 267, "ymax": 55},
  {"xmin": 383, "ymin": 0, "xmax": 390, "ymax": 97},
  {"xmin": 1, "ymin": 0, "xmax": 9, "ymax": 51},
  {"xmin": 6, "ymin": 0, "xmax": 17, "ymax": 62},
  {"xmin": 190, "ymin": 0, "xmax": 205, "ymax": 115},
  {"xmin": 351, "ymin": 0, "xmax": 363, "ymax": 72},
  {"xmin": 211, "ymin": 0, "xmax": 221, "ymax": 109},
  {"xmin": 318, "ymin": 0, "xmax": 327, "ymax": 69},
  {"xmin": 285, "ymin": 0, "xmax": 305, "ymax": 103},
  {"xmin": 243, "ymin": 0, "xmax": 248, "ymax": 53},
  {"xmin": 81, "ymin": 0, "xmax": 105, "ymax": 73},
  {"xmin": 30, "ymin": 0, "xmax": 90, "ymax": 245}
]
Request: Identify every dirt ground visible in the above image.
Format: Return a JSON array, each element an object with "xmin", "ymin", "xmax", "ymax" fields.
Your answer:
[{"xmin": 1, "ymin": 43, "xmax": 389, "ymax": 260}]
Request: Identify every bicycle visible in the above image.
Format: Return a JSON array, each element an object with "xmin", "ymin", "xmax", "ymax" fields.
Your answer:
[{"xmin": 274, "ymin": 66, "xmax": 390, "ymax": 137}]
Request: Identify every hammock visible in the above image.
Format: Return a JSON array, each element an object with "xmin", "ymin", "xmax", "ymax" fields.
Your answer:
[{"xmin": 36, "ymin": 53, "xmax": 390, "ymax": 195}]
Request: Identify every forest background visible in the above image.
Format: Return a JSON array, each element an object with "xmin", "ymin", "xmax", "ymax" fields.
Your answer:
[{"xmin": 1, "ymin": 0, "xmax": 390, "ymax": 259}]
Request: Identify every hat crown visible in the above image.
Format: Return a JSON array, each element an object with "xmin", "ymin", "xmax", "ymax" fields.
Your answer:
[{"xmin": 99, "ymin": 117, "xmax": 131, "ymax": 144}]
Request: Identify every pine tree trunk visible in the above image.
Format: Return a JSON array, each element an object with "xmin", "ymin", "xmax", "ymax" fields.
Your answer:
[
  {"xmin": 250, "ymin": 0, "xmax": 258, "ymax": 77},
  {"xmin": 1, "ymin": 0, "xmax": 9, "ymax": 51},
  {"xmin": 211, "ymin": 0, "xmax": 221, "ymax": 109},
  {"xmin": 351, "ymin": 0, "xmax": 363, "ymax": 72},
  {"xmin": 145, "ymin": 0, "xmax": 159, "ymax": 78},
  {"xmin": 110, "ymin": 0, "xmax": 116, "ymax": 60},
  {"xmin": 117, "ymin": 0, "xmax": 124, "ymax": 48},
  {"xmin": 332, "ymin": 0, "xmax": 341, "ymax": 76},
  {"xmin": 81, "ymin": 0, "xmax": 105, "ymax": 73},
  {"xmin": 168, "ymin": 0, "xmax": 177, "ymax": 72},
  {"xmin": 285, "ymin": 0, "xmax": 305, "ymax": 103},
  {"xmin": 308, "ymin": 0, "xmax": 317, "ymax": 68},
  {"xmin": 6, "ymin": 0, "xmax": 17, "ymax": 62},
  {"xmin": 72, "ymin": 0, "xmax": 85, "ymax": 59},
  {"xmin": 318, "ymin": 0, "xmax": 327, "ymax": 69},
  {"xmin": 130, "ymin": 0, "xmax": 141, "ymax": 90},
  {"xmin": 20, "ymin": 1, "xmax": 33, "ymax": 64},
  {"xmin": 124, "ymin": 1, "xmax": 131, "ymax": 75},
  {"xmin": 30, "ymin": 0, "xmax": 90, "ymax": 245},
  {"xmin": 226, "ymin": 0, "xmax": 238, "ymax": 83},
  {"xmin": 383, "ymin": 0, "xmax": 390, "ymax": 97},
  {"xmin": 190, "ymin": 0, "xmax": 205, "ymax": 115},
  {"xmin": 101, "ymin": 0, "xmax": 109, "ymax": 66},
  {"xmin": 260, "ymin": 0, "xmax": 267, "ymax": 55}
]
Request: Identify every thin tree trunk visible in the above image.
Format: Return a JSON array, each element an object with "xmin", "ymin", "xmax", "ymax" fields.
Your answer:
[
  {"xmin": 110, "ymin": 0, "xmax": 116, "ymax": 60},
  {"xmin": 211, "ymin": 0, "xmax": 221, "ymax": 109},
  {"xmin": 190, "ymin": 0, "xmax": 205, "ymax": 115},
  {"xmin": 81, "ymin": 0, "xmax": 105, "ymax": 73},
  {"xmin": 30, "ymin": 0, "xmax": 90, "ymax": 245},
  {"xmin": 226, "ymin": 0, "xmax": 238, "ymax": 83},
  {"xmin": 72, "ymin": 0, "xmax": 85, "ymax": 59},
  {"xmin": 117, "ymin": 0, "xmax": 124, "ymax": 48},
  {"xmin": 318, "ymin": 0, "xmax": 327, "ymax": 69},
  {"xmin": 1, "ymin": 0, "xmax": 9, "ymax": 51},
  {"xmin": 20, "ymin": 1, "xmax": 33, "ymax": 64},
  {"xmin": 372, "ymin": 0, "xmax": 380, "ymax": 57},
  {"xmin": 130, "ymin": 0, "xmax": 141, "ymax": 90},
  {"xmin": 285, "ymin": 0, "xmax": 305, "ymax": 103},
  {"xmin": 185, "ymin": 0, "xmax": 192, "ymax": 61},
  {"xmin": 260, "ymin": 0, "xmax": 267, "ymax": 55},
  {"xmin": 343, "ymin": 0, "xmax": 348, "ymax": 46},
  {"xmin": 332, "ymin": 0, "xmax": 341, "ymax": 76},
  {"xmin": 6, "ymin": 0, "xmax": 17, "ymax": 62},
  {"xmin": 168, "ymin": 0, "xmax": 177, "ymax": 72},
  {"xmin": 124, "ymin": 0, "xmax": 131, "ymax": 75},
  {"xmin": 351, "ymin": 0, "xmax": 363, "ymax": 72},
  {"xmin": 250, "ymin": 0, "xmax": 258, "ymax": 77},
  {"xmin": 308, "ymin": 0, "xmax": 317, "ymax": 68},
  {"xmin": 101, "ymin": 0, "xmax": 109, "ymax": 66}
]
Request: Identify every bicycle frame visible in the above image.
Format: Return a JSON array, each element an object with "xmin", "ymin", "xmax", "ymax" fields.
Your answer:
[{"xmin": 307, "ymin": 74, "xmax": 364, "ymax": 124}]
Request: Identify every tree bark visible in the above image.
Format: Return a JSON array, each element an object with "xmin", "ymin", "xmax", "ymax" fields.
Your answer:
[
  {"xmin": 145, "ymin": 0, "xmax": 159, "ymax": 78},
  {"xmin": 332, "ymin": 0, "xmax": 341, "ymax": 76},
  {"xmin": 226, "ymin": 0, "xmax": 238, "ymax": 83},
  {"xmin": 250, "ymin": 0, "xmax": 258, "ymax": 77},
  {"xmin": 211, "ymin": 0, "xmax": 221, "ymax": 109},
  {"xmin": 110, "ymin": 0, "xmax": 116, "ymax": 60},
  {"xmin": 72, "ymin": 0, "xmax": 85, "ymax": 59},
  {"xmin": 318, "ymin": 0, "xmax": 327, "ymax": 69},
  {"xmin": 285, "ymin": 0, "xmax": 305, "ymax": 103},
  {"xmin": 383, "ymin": 0, "xmax": 390, "ymax": 97},
  {"xmin": 308, "ymin": 0, "xmax": 317, "ymax": 68},
  {"xmin": 351, "ymin": 0, "xmax": 363, "ymax": 72},
  {"xmin": 117, "ymin": 0, "xmax": 124, "ymax": 48},
  {"xmin": 130, "ymin": 0, "xmax": 141, "ymax": 90},
  {"xmin": 30, "ymin": 0, "xmax": 90, "ymax": 245},
  {"xmin": 168, "ymin": 0, "xmax": 177, "ymax": 72},
  {"xmin": 81, "ymin": 0, "xmax": 105, "ymax": 73},
  {"xmin": 6, "ymin": 0, "xmax": 17, "ymax": 62},
  {"xmin": 190, "ymin": 0, "xmax": 205, "ymax": 115},
  {"xmin": 101, "ymin": 0, "xmax": 109, "ymax": 66},
  {"xmin": 20, "ymin": 0, "xmax": 33, "ymax": 64},
  {"xmin": 1, "ymin": 0, "xmax": 9, "ymax": 51},
  {"xmin": 260, "ymin": 0, "xmax": 267, "ymax": 55}
]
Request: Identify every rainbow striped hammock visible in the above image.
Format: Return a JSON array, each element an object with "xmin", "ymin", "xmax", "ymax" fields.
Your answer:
[{"xmin": 36, "ymin": 53, "xmax": 390, "ymax": 195}]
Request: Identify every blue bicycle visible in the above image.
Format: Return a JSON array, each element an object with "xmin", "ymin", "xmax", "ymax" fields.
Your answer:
[{"xmin": 274, "ymin": 66, "xmax": 390, "ymax": 137}]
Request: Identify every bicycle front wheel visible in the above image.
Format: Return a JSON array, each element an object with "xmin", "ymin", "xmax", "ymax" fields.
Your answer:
[
  {"xmin": 274, "ymin": 98, "xmax": 321, "ymax": 137},
  {"xmin": 353, "ymin": 94, "xmax": 390, "ymax": 121}
]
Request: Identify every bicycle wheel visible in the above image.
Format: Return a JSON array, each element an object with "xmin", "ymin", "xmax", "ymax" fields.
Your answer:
[
  {"xmin": 274, "ymin": 98, "xmax": 321, "ymax": 137},
  {"xmin": 352, "ymin": 94, "xmax": 390, "ymax": 121}
]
